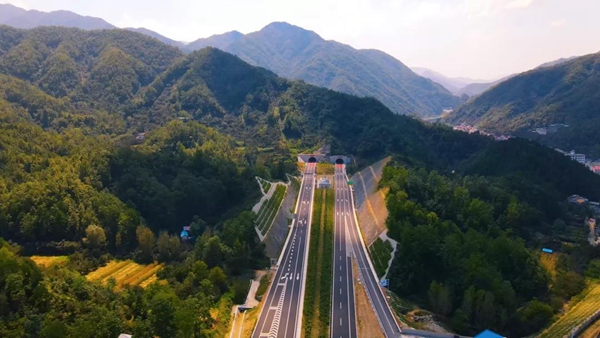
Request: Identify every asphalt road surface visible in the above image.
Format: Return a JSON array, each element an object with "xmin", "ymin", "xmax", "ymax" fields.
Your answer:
[
  {"xmin": 331, "ymin": 164, "xmax": 358, "ymax": 338},
  {"xmin": 335, "ymin": 164, "xmax": 402, "ymax": 338},
  {"xmin": 252, "ymin": 162, "xmax": 316, "ymax": 338}
]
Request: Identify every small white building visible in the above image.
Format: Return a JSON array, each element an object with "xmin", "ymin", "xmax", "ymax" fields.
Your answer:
[
  {"xmin": 568, "ymin": 150, "xmax": 586, "ymax": 164},
  {"xmin": 317, "ymin": 177, "xmax": 331, "ymax": 189}
]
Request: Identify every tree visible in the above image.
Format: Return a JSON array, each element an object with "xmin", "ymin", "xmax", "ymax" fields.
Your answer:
[
  {"xmin": 136, "ymin": 226, "xmax": 155, "ymax": 263},
  {"xmin": 208, "ymin": 267, "xmax": 228, "ymax": 294},
  {"xmin": 148, "ymin": 292, "xmax": 177, "ymax": 338},
  {"xmin": 428, "ymin": 281, "xmax": 452, "ymax": 316},
  {"xmin": 83, "ymin": 224, "xmax": 106, "ymax": 250},
  {"xmin": 157, "ymin": 231, "xmax": 181, "ymax": 262},
  {"xmin": 552, "ymin": 271, "xmax": 585, "ymax": 299},
  {"xmin": 203, "ymin": 236, "xmax": 224, "ymax": 268},
  {"xmin": 586, "ymin": 259, "xmax": 600, "ymax": 279}
]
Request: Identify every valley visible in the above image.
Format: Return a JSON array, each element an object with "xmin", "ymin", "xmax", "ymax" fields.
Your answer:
[{"xmin": 1, "ymin": 4, "xmax": 600, "ymax": 338}]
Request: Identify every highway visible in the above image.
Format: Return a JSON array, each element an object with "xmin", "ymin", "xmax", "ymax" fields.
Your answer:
[
  {"xmin": 334, "ymin": 164, "xmax": 402, "ymax": 338},
  {"xmin": 331, "ymin": 164, "xmax": 358, "ymax": 338},
  {"xmin": 252, "ymin": 162, "xmax": 316, "ymax": 338}
]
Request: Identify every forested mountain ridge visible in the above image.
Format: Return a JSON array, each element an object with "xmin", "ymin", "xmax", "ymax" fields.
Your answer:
[
  {"xmin": 187, "ymin": 22, "xmax": 461, "ymax": 117},
  {"xmin": 444, "ymin": 51, "xmax": 600, "ymax": 155},
  {"xmin": 0, "ymin": 3, "xmax": 115, "ymax": 30},
  {"xmin": 0, "ymin": 3, "xmax": 185, "ymax": 49},
  {"xmin": 124, "ymin": 27, "xmax": 186, "ymax": 48},
  {"xmin": 2, "ymin": 25, "xmax": 600, "ymax": 337},
  {"xmin": 0, "ymin": 25, "xmax": 183, "ymax": 112}
]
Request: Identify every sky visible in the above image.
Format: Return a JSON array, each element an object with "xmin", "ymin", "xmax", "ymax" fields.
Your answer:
[{"xmin": 3, "ymin": 0, "xmax": 600, "ymax": 80}]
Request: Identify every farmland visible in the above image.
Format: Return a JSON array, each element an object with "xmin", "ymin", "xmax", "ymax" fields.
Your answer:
[
  {"xmin": 303, "ymin": 186, "xmax": 334, "ymax": 337},
  {"xmin": 86, "ymin": 260, "xmax": 163, "ymax": 289},
  {"xmin": 255, "ymin": 184, "xmax": 287, "ymax": 235},
  {"xmin": 539, "ymin": 282, "xmax": 600, "ymax": 338},
  {"xmin": 29, "ymin": 255, "xmax": 68, "ymax": 267},
  {"xmin": 369, "ymin": 238, "xmax": 394, "ymax": 278}
]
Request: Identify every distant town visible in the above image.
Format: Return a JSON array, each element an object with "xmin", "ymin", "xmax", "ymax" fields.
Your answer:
[{"xmin": 452, "ymin": 123, "xmax": 512, "ymax": 141}]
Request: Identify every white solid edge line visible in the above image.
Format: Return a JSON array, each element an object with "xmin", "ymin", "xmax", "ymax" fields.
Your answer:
[
  {"xmin": 344, "ymin": 167, "xmax": 401, "ymax": 334},
  {"xmin": 252, "ymin": 165, "xmax": 310, "ymax": 338},
  {"xmin": 296, "ymin": 163, "xmax": 316, "ymax": 338}
]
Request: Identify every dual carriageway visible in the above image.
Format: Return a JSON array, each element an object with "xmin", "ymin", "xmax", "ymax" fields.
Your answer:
[{"xmin": 252, "ymin": 162, "xmax": 401, "ymax": 338}]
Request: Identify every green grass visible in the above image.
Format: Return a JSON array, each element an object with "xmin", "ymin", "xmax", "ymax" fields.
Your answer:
[
  {"xmin": 303, "ymin": 187, "xmax": 334, "ymax": 338},
  {"xmin": 290, "ymin": 176, "xmax": 300, "ymax": 192},
  {"xmin": 316, "ymin": 163, "xmax": 334, "ymax": 175},
  {"xmin": 256, "ymin": 273, "xmax": 270, "ymax": 300},
  {"xmin": 256, "ymin": 177, "xmax": 272, "ymax": 194},
  {"xmin": 255, "ymin": 185, "xmax": 287, "ymax": 235},
  {"xmin": 303, "ymin": 189, "xmax": 323, "ymax": 337},
  {"xmin": 369, "ymin": 238, "xmax": 394, "ymax": 278},
  {"xmin": 539, "ymin": 281, "xmax": 600, "ymax": 338}
]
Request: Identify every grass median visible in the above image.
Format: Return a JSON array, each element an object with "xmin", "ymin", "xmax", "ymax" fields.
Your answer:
[{"xmin": 303, "ymin": 186, "xmax": 334, "ymax": 338}]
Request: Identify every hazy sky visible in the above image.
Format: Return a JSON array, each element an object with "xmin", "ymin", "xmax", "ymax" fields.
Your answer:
[{"xmin": 3, "ymin": 0, "xmax": 600, "ymax": 79}]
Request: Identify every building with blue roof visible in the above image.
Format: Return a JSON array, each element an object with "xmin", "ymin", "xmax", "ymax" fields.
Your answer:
[{"xmin": 475, "ymin": 329, "xmax": 506, "ymax": 338}]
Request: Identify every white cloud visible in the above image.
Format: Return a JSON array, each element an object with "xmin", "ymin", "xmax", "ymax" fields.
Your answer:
[
  {"xmin": 551, "ymin": 18, "xmax": 566, "ymax": 27},
  {"xmin": 506, "ymin": 0, "xmax": 532, "ymax": 9}
]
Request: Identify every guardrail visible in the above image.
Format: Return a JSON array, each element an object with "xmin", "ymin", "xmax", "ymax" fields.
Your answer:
[{"xmin": 571, "ymin": 308, "xmax": 600, "ymax": 337}]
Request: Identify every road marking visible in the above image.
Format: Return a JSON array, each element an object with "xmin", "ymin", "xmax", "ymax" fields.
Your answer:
[{"xmin": 340, "ymin": 302, "xmax": 342, "ymax": 309}]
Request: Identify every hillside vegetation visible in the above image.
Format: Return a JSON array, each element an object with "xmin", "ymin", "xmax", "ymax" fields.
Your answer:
[
  {"xmin": 187, "ymin": 22, "xmax": 461, "ymax": 117},
  {"xmin": 445, "ymin": 51, "xmax": 600, "ymax": 156},
  {"xmin": 1, "ymin": 25, "xmax": 600, "ymax": 337}
]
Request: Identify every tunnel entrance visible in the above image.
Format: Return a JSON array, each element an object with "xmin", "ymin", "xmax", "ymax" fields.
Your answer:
[
  {"xmin": 308, "ymin": 157, "xmax": 317, "ymax": 163},
  {"xmin": 335, "ymin": 158, "xmax": 344, "ymax": 164}
]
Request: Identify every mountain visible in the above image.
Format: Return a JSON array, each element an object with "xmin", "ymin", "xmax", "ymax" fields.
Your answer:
[
  {"xmin": 456, "ymin": 57, "xmax": 578, "ymax": 97},
  {"xmin": 0, "ymin": 3, "xmax": 114, "ymax": 30},
  {"xmin": 444, "ymin": 51, "xmax": 600, "ymax": 155},
  {"xmin": 0, "ymin": 4, "xmax": 186, "ymax": 49},
  {"xmin": 456, "ymin": 75, "xmax": 512, "ymax": 97},
  {"xmin": 536, "ymin": 56, "xmax": 578, "ymax": 69},
  {"xmin": 411, "ymin": 67, "xmax": 488, "ymax": 94},
  {"xmin": 185, "ymin": 30, "xmax": 243, "ymax": 51},
  {"xmin": 0, "ymin": 25, "xmax": 182, "ymax": 111},
  {"xmin": 185, "ymin": 22, "xmax": 461, "ymax": 117},
  {"xmin": 2, "ymin": 25, "xmax": 600, "ymax": 337},
  {"xmin": 125, "ymin": 27, "xmax": 185, "ymax": 48}
]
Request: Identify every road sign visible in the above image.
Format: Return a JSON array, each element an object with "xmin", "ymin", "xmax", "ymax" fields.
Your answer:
[
  {"xmin": 347, "ymin": 180, "xmax": 354, "ymax": 185},
  {"xmin": 380, "ymin": 279, "xmax": 389, "ymax": 287}
]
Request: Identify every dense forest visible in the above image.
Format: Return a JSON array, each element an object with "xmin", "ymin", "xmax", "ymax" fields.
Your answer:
[
  {"xmin": 2, "ymin": 25, "xmax": 600, "ymax": 337},
  {"xmin": 381, "ymin": 164, "xmax": 600, "ymax": 336}
]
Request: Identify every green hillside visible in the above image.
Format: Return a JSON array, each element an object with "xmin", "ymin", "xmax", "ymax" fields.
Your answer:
[
  {"xmin": 2, "ymin": 25, "xmax": 600, "ymax": 337},
  {"xmin": 444, "ymin": 51, "xmax": 600, "ymax": 155},
  {"xmin": 187, "ymin": 22, "xmax": 461, "ymax": 117}
]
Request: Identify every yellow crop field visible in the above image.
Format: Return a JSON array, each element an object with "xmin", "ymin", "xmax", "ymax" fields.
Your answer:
[
  {"xmin": 29, "ymin": 255, "xmax": 68, "ymax": 267},
  {"xmin": 86, "ymin": 260, "xmax": 163, "ymax": 289}
]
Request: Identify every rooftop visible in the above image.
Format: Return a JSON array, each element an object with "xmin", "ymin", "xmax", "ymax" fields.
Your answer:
[{"xmin": 475, "ymin": 329, "xmax": 505, "ymax": 338}]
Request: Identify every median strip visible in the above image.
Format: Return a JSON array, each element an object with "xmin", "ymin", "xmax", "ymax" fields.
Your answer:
[{"xmin": 303, "ymin": 184, "xmax": 334, "ymax": 337}]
